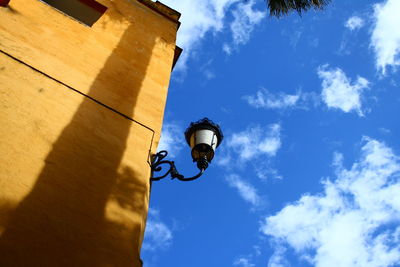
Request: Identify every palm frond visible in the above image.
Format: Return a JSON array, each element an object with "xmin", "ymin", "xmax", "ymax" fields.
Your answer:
[{"xmin": 268, "ymin": 0, "xmax": 331, "ymax": 17}]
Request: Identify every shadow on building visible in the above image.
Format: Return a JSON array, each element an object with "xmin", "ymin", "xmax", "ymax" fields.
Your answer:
[{"xmin": 0, "ymin": 18, "xmax": 157, "ymax": 266}]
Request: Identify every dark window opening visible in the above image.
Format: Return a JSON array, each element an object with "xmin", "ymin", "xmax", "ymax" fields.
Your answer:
[{"xmin": 39, "ymin": 0, "xmax": 107, "ymax": 27}]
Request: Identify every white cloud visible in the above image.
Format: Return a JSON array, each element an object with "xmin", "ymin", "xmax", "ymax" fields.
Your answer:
[
  {"xmin": 226, "ymin": 174, "xmax": 263, "ymax": 207},
  {"xmin": 224, "ymin": 0, "xmax": 266, "ymax": 53},
  {"xmin": 345, "ymin": 16, "xmax": 364, "ymax": 31},
  {"xmin": 379, "ymin": 127, "xmax": 391, "ymax": 135},
  {"xmin": 199, "ymin": 59, "xmax": 217, "ymax": 80},
  {"xmin": 234, "ymin": 256, "xmax": 256, "ymax": 267},
  {"xmin": 284, "ymin": 29, "xmax": 303, "ymax": 48},
  {"xmin": 217, "ymin": 124, "xmax": 282, "ymax": 180},
  {"xmin": 310, "ymin": 38, "xmax": 319, "ymax": 48},
  {"xmin": 243, "ymin": 89, "xmax": 320, "ymax": 111},
  {"xmin": 233, "ymin": 247, "xmax": 263, "ymax": 267},
  {"xmin": 267, "ymin": 246, "xmax": 289, "ymax": 267},
  {"xmin": 161, "ymin": 0, "xmax": 236, "ymax": 69},
  {"xmin": 254, "ymin": 166, "xmax": 282, "ymax": 180},
  {"xmin": 161, "ymin": 0, "xmax": 264, "ymax": 70},
  {"xmin": 243, "ymin": 89, "xmax": 300, "ymax": 109},
  {"xmin": 371, "ymin": 0, "xmax": 400, "ymax": 75},
  {"xmin": 318, "ymin": 65, "xmax": 369, "ymax": 116},
  {"xmin": 157, "ymin": 122, "xmax": 184, "ymax": 158},
  {"xmin": 253, "ymin": 245, "xmax": 262, "ymax": 256},
  {"xmin": 203, "ymin": 69, "xmax": 216, "ymax": 80},
  {"xmin": 223, "ymin": 43, "xmax": 233, "ymax": 55},
  {"xmin": 228, "ymin": 124, "xmax": 281, "ymax": 161},
  {"xmin": 261, "ymin": 137, "xmax": 400, "ymax": 267},
  {"xmin": 142, "ymin": 209, "xmax": 173, "ymax": 251}
]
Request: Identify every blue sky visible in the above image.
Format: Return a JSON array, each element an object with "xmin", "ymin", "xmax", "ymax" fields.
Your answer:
[{"xmin": 141, "ymin": 0, "xmax": 400, "ymax": 266}]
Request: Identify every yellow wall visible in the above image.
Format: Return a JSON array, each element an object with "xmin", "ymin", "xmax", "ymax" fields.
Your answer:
[{"xmin": 0, "ymin": 0, "xmax": 179, "ymax": 265}]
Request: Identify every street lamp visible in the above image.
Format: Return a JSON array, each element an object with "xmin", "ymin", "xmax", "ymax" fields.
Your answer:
[{"xmin": 150, "ymin": 118, "xmax": 223, "ymax": 182}]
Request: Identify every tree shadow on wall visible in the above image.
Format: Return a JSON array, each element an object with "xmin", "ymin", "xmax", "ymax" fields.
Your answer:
[
  {"xmin": 0, "ymin": 12, "xmax": 161, "ymax": 267},
  {"xmin": 111, "ymin": 166, "xmax": 148, "ymax": 213}
]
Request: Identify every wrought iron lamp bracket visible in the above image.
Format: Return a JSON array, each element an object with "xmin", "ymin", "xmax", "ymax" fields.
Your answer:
[{"xmin": 150, "ymin": 150, "xmax": 204, "ymax": 182}]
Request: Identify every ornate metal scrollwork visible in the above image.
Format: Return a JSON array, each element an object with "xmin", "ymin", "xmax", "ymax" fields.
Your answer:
[{"xmin": 150, "ymin": 150, "xmax": 204, "ymax": 182}]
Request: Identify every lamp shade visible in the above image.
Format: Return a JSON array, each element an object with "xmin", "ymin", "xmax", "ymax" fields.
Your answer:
[{"xmin": 184, "ymin": 118, "xmax": 223, "ymax": 163}]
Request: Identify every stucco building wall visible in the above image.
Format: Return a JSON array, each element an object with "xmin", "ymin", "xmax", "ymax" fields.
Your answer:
[{"xmin": 0, "ymin": 0, "xmax": 180, "ymax": 265}]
